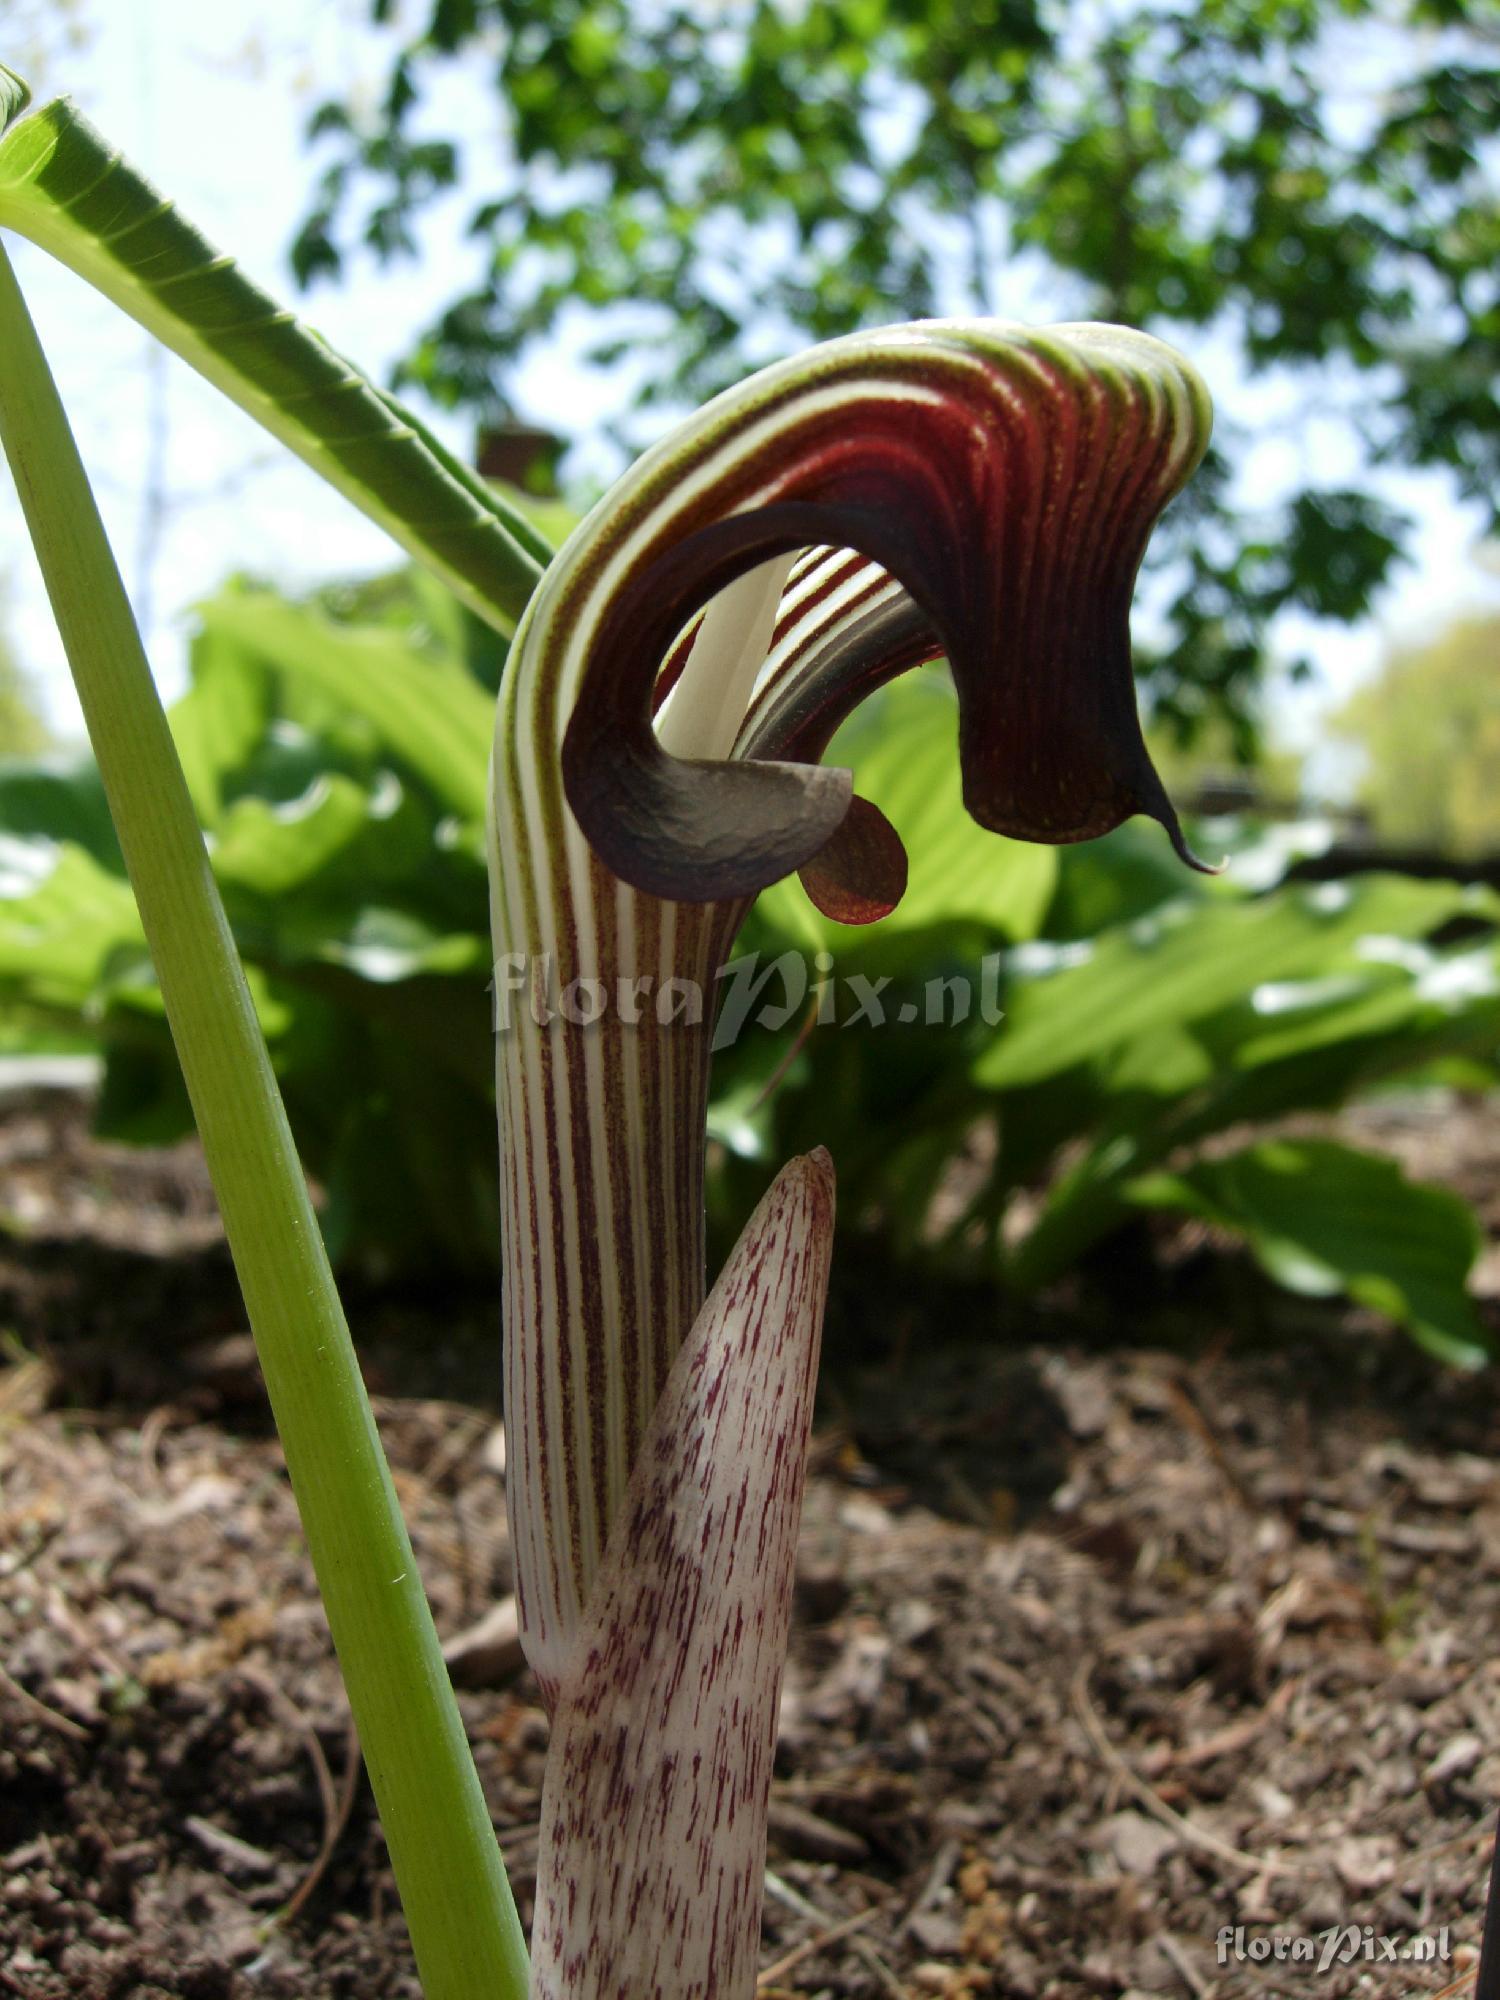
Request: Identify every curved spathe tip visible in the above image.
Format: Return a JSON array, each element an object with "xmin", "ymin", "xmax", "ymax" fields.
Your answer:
[
  {"xmin": 1165, "ymin": 819, "xmax": 1223, "ymax": 876},
  {"xmin": 557, "ymin": 318, "xmax": 1213, "ymax": 909}
]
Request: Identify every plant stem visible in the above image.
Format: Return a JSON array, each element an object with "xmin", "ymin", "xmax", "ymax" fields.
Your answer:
[{"xmin": 0, "ymin": 237, "xmax": 528, "ymax": 2000}]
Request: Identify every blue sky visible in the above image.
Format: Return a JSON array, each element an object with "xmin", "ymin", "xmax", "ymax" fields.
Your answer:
[{"xmin": 2, "ymin": 0, "xmax": 1497, "ymax": 762}]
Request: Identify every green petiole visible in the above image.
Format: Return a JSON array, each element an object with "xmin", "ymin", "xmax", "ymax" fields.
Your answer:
[{"xmin": 0, "ymin": 236, "xmax": 528, "ymax": 2000}]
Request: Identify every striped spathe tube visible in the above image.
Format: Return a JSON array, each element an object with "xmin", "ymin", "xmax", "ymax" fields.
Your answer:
[{"xmin": 487, "ymin": 317, "xmax": 1211, "ymax": 1997}]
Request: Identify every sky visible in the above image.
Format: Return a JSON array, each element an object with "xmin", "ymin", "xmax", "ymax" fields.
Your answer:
[
  {"xmin": 1, "ymin": 0, "xmax": 1497, "ymax": 762},
  {"xmin": 0, "ymin": 0, "xmax": 625, "ymax": 733}
]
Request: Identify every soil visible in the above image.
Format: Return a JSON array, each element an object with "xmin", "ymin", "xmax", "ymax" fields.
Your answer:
[{"xmin": 2, "ymin": 1086, "xmax": 1499, "ymax": 2000}]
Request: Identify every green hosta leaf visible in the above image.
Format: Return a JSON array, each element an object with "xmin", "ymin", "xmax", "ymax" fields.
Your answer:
[
  {"xmin": 208, "ymin": 775, "xmax": 379, "ymax": 896},
  {"xmin": 0, "ymin": 567, "xmax": 497, "ymax": 1274},
  {"xmin": 1101, "ymin": 1021, "xmax": 1216, "ymax": 1096},
  {"xmin": 316, "ymin": 1025, "xmax": 501, "ymax": 1275},
  {"xmin": 270, "ymin": 904, "xmax": 488, "ymax": 982},
  {"xmin": 1045, "ymin": 818, "xmax": 1218, "ymax": 940},
  {"xmin": 314, "ymin": 563, "xmax": 513, "ymax": 700},
  {"xmin": 0, "ymin": 73, "xmax": 548, "ymax": 633},
  {"xmin": 1220, "ymin": 940, "xmax": 1500, "ymax": 1072},
  {"xmin": 978, "ymin": 875, "xmax": 1498, "ymax": 1089},
  {"xmin": 1044, "ymin": 816, "xmax": 1338, "ymax": 942},
  {"xmin": 1003, "ymin": 930, "xmax": 1500, "ymax": 1295},
  {"xmin": 168, "ymin": 624, "xmax": 270, "ymax": 826},
  {"xmin": 195, "ymin": 590, "xmax": 493, "ymax": 823},
  {"xmin": 0, "ymin": 750, "xmax": 120, "ymax": 869},
  {"xmin": 0, "ymin": 834, "xmax": 142, "ymax": 1005},
  {"xmin": 1127, "ymin": 1137, "xmax": 1491, "ymax": 1368},
  {"xmin": 755, "ymin": 676, "xmax": 1058, "ymax": 952},
  {"xmin": 205, "ymin": 767, "xmax": 451, "ymax": 902}
]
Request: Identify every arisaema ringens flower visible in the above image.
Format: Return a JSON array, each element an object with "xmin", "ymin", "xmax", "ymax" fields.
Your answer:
[
  {"xmin": 0, "ymin": 64, "xmax": 1211, "ymax": 1991},
  {"xmin": 489, "ymin": 320, "xmax": 1211, "ymax": 1998}
]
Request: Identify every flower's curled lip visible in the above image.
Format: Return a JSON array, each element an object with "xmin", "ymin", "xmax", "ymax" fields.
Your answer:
[{"xmin": 559, "ymin": 319, "xmax": 1215, "ymax": 912}]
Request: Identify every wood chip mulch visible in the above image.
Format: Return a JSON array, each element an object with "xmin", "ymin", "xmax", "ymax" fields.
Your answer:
[{"xmin": 2, "ymin": 1089, "xmax": 1498, "ymax": 1998}]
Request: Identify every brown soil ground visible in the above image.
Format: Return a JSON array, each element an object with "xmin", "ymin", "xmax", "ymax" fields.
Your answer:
[{"xmin": 2, "ymin": 1088, "xmax": 1499, "ymax": 2000}]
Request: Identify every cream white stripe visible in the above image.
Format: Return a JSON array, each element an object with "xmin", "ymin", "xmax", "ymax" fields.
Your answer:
[{"xmin": 488, "ymin": 321, "xmax": 1212, "ymax": 1690}]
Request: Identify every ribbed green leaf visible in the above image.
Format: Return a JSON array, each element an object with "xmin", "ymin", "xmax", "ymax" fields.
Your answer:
[
  {"xmin": 168, "ymin": 625, "xmax": 270, "ymax": 827},
  {"xmin": 209, "ymin": 774, "xmax": 381, "ymax": 896},
  {"xmin": 1127, "ymin": 1137, "xmax": 1491, "ymax": 1368},
  {"xmin": 0, "ymin": 71, "xmax": 549, "ymax": 632},
  {"xmin": 1218, "ymin": 941, "xmax": 1500, "ymax": 1072},
  {"xmin": 0, "ymin": 748, "xmax": 120, "ymax": 867},
  {"xmin": 977, "ymin": 875, "xmax": 1499, "ymax": 1088},
  {"xmin": 0, "ymin": 833, "xmax": 142, "ymax": 1003},
  {"xmin": 1003, "ymin": 930, "xmax": 1500, "ymax": 1296},
  {"xmin": 194, "ymin": 590, "xmax": 493, "ymax": 823},
  {"xmin": 249, "ymin": 899, "xmax": 483, "ymax": 982}
]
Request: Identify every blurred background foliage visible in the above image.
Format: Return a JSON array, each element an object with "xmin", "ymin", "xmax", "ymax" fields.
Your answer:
[
  {"xmin": 1, "ymin": 564, "xmax": 1496, "ymax": 1365},
  {"xmin": 0, "ymin": 613, "xmax": 46, "ymax": 758},
  {"xmin": 1332, "ymin": 612, "xmax": 1500, "ymax": 856},
  {"xmin": 0, "ymin": 0, "xmax": 1497, "ymax": 1363},
  {"xmin": 293, "ymin": 0, "xmax": 1500, "ymax": 747}
]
